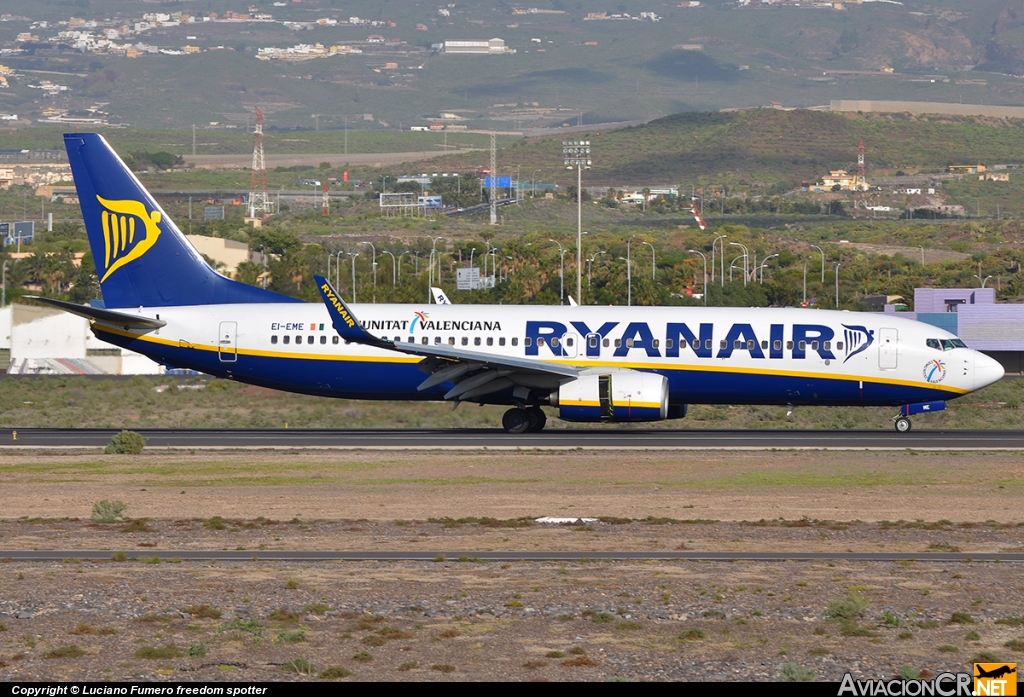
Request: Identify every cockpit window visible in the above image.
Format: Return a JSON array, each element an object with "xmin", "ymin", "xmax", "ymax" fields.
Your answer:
[
  {"xmin": 942, "ymin": 339, "xmax": 955, "ymax": 351},
  {"xmin": 926, "ymin": 339, "xmax": 941, "ymax": 350},
  {"xmin": 951, "ymin": 338, "xmax": 967, "ymax": 348}
]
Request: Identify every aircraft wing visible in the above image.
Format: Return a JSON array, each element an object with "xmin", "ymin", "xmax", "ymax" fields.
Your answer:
[
  {"xmin": 315, "ymin": 276, "xmax": 579, "ymax": 402},
  {"xmin": 25, "ymin": 296, "xmax": 167, "ymax": 330}
]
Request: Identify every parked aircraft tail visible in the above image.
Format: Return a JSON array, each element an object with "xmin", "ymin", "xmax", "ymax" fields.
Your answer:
[{"xmin": 64, "ymin": 133, "xmax": 300, "ymax": 308}]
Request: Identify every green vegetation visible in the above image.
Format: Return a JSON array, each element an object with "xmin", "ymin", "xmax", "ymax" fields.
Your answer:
[
  {"xmin": 104, "ymin": 430, "xmax": 146, "ymax": 455},
  {"xmin": 780, "ymin": 662, "xmax": 817, "ymax": 682},
  {"xmin": 181, "ymin": 605, "xmax": 222, "ymax": 620},
  {"xmin": 280, "ymin": 658, "xmax": 315, "ymax": 675},
  {"xmin": 949, "ymin": 612, "xmax": 977, "ymax": 625},
  {"xmin": 319, "ymin": 666, "xmax": 352, "ymax": 679},
  {"xmin": 825, "ymin": 593, "xmax": 870, "ymax": 621},
  {"xmin": 43, "ymin": 645, "xmax": 87, "ymax": 659},
  {"xmin": 91, "ymin": 499, "xmax": 128, "ymax": 523}
]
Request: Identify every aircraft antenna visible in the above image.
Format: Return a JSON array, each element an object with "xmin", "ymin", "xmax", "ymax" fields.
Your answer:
[{"xmin": 248, "ymin": 108, "xmax": 271, "ymax": 219}]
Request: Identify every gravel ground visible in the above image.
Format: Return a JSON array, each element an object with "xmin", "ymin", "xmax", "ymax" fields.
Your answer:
[
  {"xmin": 0, "ymin": 448, "xmax": 1022, "ymax": 682},
  {"xmin": 0, "ymin": 519, "xmax": 1022, "ymax": 682}
]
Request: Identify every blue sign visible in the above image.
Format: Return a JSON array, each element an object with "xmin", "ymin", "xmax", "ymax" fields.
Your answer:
[
  {"xmin": 4, "ymin": 221, "xmax": 34, "ymax": 246},
  {"xmin": 418, "ymin": 195, "xmax": 443, "ymax": 209},
  {"xmin": 484, "ymin": 176, "xmax": 512, "ymax": 188}
]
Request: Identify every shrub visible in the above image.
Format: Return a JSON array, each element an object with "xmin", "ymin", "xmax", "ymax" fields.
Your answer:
[
  {"xmin": 972, "ymin": 651, "xmax": 1002, "ymax": 663},
  {"xmin": 900, "ymin": 665, "xmax": 920, "ymax": 680},
  {"xmin": 44, "ymin": 645, "xmax": 87, "ymax": 659},
  {"xmin": 104, "ymin": 430, "xmax": 145, "ymax": 454},
  {"xmin": 780, "ymin": 662, "xmax": 816, "ymax": 682},
  {"xmin": 431, "ymin": 664, "xmax": 456, "ymax": 673},
  {"xmin": 135, "ymin": 645, "xmax": 183, "ymax": 659},
  {"xmin": 352, "ymin": 651, "xmax": 372, "ymax": 663},
  {"xmin": 949, "ymin": 612, "xmax": 976, "ymax": 625},
  {"xmin": 281, "ymin": 658, "xmax": 315, "ymax": 675},
  {"xmin": 277, "ymin": 631, "xmax": 306, "ymax": 644},
  {"xmin": 181, "ymin": 604, "xmax": 221, "ymax": 619},
  {"xmin": 319, "ymin": 666, "xmax": 352, "ymax": 679},
  {"xmin": 70, "ymin": 623, "xmax": 116, "ymax": 636},
  {"xmin": 678, "ymin": 628, "xmax": 706, "ymax": 641},
  {"xmin": 397, "ymin": 661, "xmax": 418, "ymax": 672},
  {"xmin": 882, "ymin": 611, "xmax": 902, "ymax": 627},
  {"xmin": 110, "ymin": 551, "xmax": 128, "ymax": 562},
  {"xmin": 91, "ymin": 500, "xmax": 128, "ymax": 523},
  {"xmin": 1004, "ymin": 639, "xmax": 1024, "ymax": 651},
  {"xmin": 825, "ymin": 593, "xmax": 869, "ymax": 620},
  {"xmin": 187, "ymin": 642, "xmax": 207, "ymax": 658}
]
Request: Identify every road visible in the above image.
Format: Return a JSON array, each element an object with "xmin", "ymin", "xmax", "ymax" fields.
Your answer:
[{"xmin": 4, "ymin": 428, "xmax": 1024, "ymax": 450}]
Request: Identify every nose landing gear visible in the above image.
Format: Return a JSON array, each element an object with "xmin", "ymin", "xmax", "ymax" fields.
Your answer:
[
  {"xmin": 893, "ymin": 415, "xmax": 912, "ymax": 433},
  {"xmin": 892, "ymin": 400, "xmax": 945, "ymax": 433}
]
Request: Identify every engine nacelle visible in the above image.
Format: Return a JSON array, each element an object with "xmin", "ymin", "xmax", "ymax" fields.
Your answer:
[{"xmin": 551, "ymin": 371, "xmax": 670, "ymax": 422}]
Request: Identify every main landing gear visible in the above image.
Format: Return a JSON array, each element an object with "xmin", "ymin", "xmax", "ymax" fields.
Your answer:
[
  {"xmin": 893, "ymin": 415, "xmax": 912, "ymax": 433},
  {"xmin": 502, "ymin": 406, "xmax": 547, "ymax": 434}
]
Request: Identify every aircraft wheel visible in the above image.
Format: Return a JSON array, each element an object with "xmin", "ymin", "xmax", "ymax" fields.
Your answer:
[
  {"xmin": 526, "ymin": 406, "xmax": 547, "ymax": 433},
  {"xmin": 502, "ymin": 408, "xmax": 530, "ymax": 434},
  {"xmin": 893, "ymin": 416, "xmax": 912, "ymax": 433}
]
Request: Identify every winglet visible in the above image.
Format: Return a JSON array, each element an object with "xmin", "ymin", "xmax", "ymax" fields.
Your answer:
[{"xmin": 314, "ymin": 275, "xmax": 393, "ymax": 349}]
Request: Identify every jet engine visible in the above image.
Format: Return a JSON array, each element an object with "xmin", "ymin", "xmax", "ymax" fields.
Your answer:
[{"xmin": 550, "ymin": 371, "xmax": 673, "ymax": 422}]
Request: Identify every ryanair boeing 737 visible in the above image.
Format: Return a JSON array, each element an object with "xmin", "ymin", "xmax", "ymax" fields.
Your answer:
[{"xmin": 34, "ymin": 133, "xmax": 1005, "ymax": 433}]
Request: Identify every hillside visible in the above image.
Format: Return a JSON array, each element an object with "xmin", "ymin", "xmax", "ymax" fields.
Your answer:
[
  {"xmin": 6, "ymin": 0, "xmax": 1024, "ymax": 128},
  {"xmin": 417, "ymin": 109, "xmax": 1024, "ymax": 189}
]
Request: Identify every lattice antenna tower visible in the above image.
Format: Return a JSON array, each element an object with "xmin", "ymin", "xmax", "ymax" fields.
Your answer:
[
  {"xmin": 854, "ymin": 136, "xmax": 866, "ymax": 217},
  {"xmin": 249, "ymin": 108, "xmax": 271, "ymax": 218}
]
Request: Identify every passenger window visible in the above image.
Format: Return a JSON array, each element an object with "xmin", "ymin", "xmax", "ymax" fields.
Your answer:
[
  {"xmin": 652, "ymin": 339, "xmax": 660, "ymax": 348},
  {"xmin": 615, "ymin": 339, "xmax": 622, "ymax": 348},
  {"xmin": 691, "ymin": 339, "xmax": 699, "ymax": 350},
  {"xmin": 487, "ymin": 337, "xmax": 493, "ymax": 346},
  {"xmin": 435, "ymin": 337, "xmax": 441, "ymax": 345},
  {"xmin": 283, "ymin": 336, "xmax": 290, "ymax": 345},
  {"xmin": 704, "ymin": 339, "xmax": 712, "ymax": 350},
  {"xmin": 333, "ymin": 336, "xmax": 339, "ymax": 345},
  {"xmin": 747, "ymin": 340, "xmax": 755, "ymax": 350},
  {"xmin": 799, "ymin": 341, "xmax": 806, "ymax": 351},
  {"xmin": 811, "ymin": 341, "xmax": 819, "ymax": 350},
  {"xmin": 823, "ymin": 341, "xmax": 830, "ymax": 350},
  {"xmin": 515, "ymin": 337, "xmax": 522, "ymax": 347},
  {"xmin": 421, "ymin": 337, "xmax": 428, "ymax": 345},
  {"xmin": 787, "ymin": 341, "xmax": 794, "ymax": 350},
  {"xmin": 308, "ymin": 336, "xmax": 314, "ymax": 344},
  {"xmin": 837, "ymin": 342, "xmax": 844, "ymax": 350},
  {"xmin": 537, "ymin": 337, "xmax": 545, "ymax": 346},
  {"xmin": 603, "ymin": 338, "xmax": 610, "ymax": 348},
  {"xmin": 761, "ymin": 340, "xmax": 768, "ymax": 350},
  {"xmin": 474, "ymin": 337, "xmax": 481, "ymax": 346},
  {"xmin": 499, "ymin": 337, "xmax": 506, "ymax": 347},
  {"xmin": 551, "ymin": 337, "xmax": 560, "ymax": 348},
  {"xmin": 734, "ymin": 340, "xmax": 742, "ymax": 349},
  {"xmin": 320, "ymin": 336, "xmax": 326, "ymax": 345},
  {"xmin": 566, "ymin": 337, "xmax": 573, "ymax": 347},
  {"xmin": 625, "ymin": 338, "xmax": 633, "ymax": 348},
  {"xmin": 523, "ymin": 337, "xmax": 530, "ymax": 347},
  {"xmin": 773, "ymin": 340, "xmax": 782, "ymax": 351},
  {"xmin": 589, "ymin": 335, "xmax": 598, "ymax": 349},
  {"xmin": 448, "ymin": 337, "xmax": 455, "ymax": 345},
  {"xmin": 720, "ymin": 340, "xmax": 727, "ymax": 349},
  {"xmin": 295, "ymin": 335, "xmax": 301, "ymax": 344},
  {"xmin": 271, "ymin": 335, "xmax": 278, "ymax": 345}
]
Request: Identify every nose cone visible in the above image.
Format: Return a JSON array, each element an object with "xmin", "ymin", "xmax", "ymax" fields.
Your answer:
[{"xmin": 974, "ymin": 352, "xmax": 1005, "ymax": 390}]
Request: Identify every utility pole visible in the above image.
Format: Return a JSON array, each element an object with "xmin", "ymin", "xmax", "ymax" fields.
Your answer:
[{"xmin": 489, "ymin": 132, "xmax": 497, "ymax": 225}]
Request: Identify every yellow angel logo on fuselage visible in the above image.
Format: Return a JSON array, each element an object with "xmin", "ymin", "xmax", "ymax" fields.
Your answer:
[{"xmin": 96, "ymin": 195, "xmax": 163, "ymax": 282}]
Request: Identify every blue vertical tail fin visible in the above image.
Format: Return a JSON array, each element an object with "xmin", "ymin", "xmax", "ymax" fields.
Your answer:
[{"xmin": 64, "ymin": 133, "xmax": 300, "ymax": 308}]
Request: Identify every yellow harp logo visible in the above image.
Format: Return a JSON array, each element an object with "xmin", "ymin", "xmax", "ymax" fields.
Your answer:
[{"xmin": 97, "ymin": 195, "xmax": 163, "ymax": 282}]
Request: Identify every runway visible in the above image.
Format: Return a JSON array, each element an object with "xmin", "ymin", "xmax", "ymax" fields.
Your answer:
[
  {"xmin": 1, "ymin": 550, "xmax": 1022, "ymax": 562},
  {"xmin": 4, "ymin": 427, "xmax": 1024, "ymax": 450}
]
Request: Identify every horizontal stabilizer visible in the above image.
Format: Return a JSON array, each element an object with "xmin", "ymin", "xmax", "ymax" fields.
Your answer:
[{"xmin": 26, "ymin": 296, "xmax": 166, "ymax": 329}]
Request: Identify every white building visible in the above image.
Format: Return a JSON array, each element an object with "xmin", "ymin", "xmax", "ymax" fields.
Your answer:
[
  {"xmin": 443, "ymin": 38, "xmax": 514, "ymax": 54},
  {"xmin": 0, "ymin": 304, "xmax": 163, "ymax": 375}
]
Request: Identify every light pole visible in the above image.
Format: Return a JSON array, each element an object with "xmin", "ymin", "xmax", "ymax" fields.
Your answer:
[
  {"xmin": 429, "ymin": 236, "xmax": 444, "ymax": 301},
  {"xmin": 643, "ymin": 241, "xmax": 656, "ymax": 280},
  {"xmin": 363, "ymin": 242, "xmax": 377, "ymax": 298},
  {"xmin": 347, "ymin": 252, "xmax": 359, "ymax": 303},
  {"xmin": 688, "ymin": 250, "xmax": 707, "ymax": 306},
  {"xmin": 549, "ymin": 239, "xmax": 565, "ymax": 303},
  {"xmin": 730, "ymin": 256, "xmax": 744, "ymax": 283},
  {"xmin": 759, "ymin": 253, "xmax": 779, "ymax": 284},
  {"xmin": 587, "ymin": 250, "xmax": 606, "ymax": 290},
  {"xmin": 834, "ymin": 262, "xmax": 841, "ymax": 309},
  {"xmin": 532, "ymin": 169, "xmax": 541, "ymax": 198},
  {"xmin": 811, "ymin": 244, "xmax": 825, "ymax": 283},
  {"xmin": 711, "ymin": 234, "xmax": 727, "ymax": 286},
  {"xmin": 618, "ymin": 256, "xmax": 632, "ymax": 307},
  {"xmin": 398, "ymin": 251, "xmax": 411, "ymax": 280},
  {"xmin": 2, "ymin": 259, "xmax": 6, "ymax": 307},
  {"xmin": 975, "ymin": 273, "xmax": 992, "ymax": 288},
  {"xmin": 729, "ymin": 242, "xmax": 748, "ymax": 287},
  {"xmin": 563, "ymin": 139, "xmax": 591, "ymax": 307},
  {"xmin": 328, "ymin": 251, "xmax": 336, "ymax": 287},
  {"xmin": 973, "ymin": 197, "xmax": 981, "ymax": 217},
  {"xmin": 382, "ymin": 251, "xmax": 397, "ymax": 287}
]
